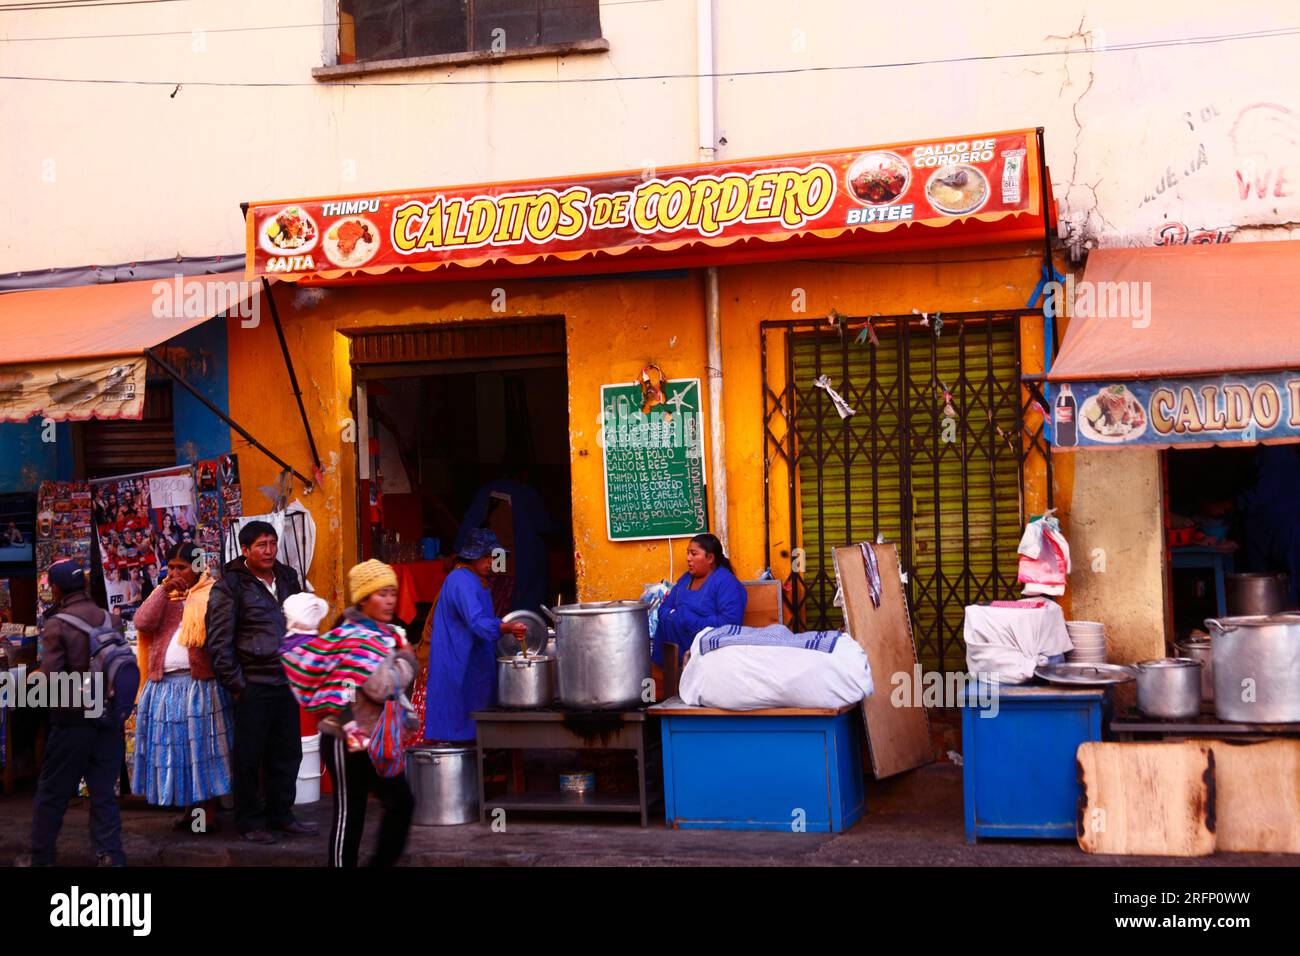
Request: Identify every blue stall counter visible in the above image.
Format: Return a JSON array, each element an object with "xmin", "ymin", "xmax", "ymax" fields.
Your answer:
[
  {"xmin": 961, "ymin": 682, "xmax": 1105, "ymax": 843},
  {"xmin": 650, "ymin": 697, "xmax": 865, "ymax": 833}
]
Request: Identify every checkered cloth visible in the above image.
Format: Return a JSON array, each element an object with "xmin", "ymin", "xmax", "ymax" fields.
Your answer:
[{"xmin": 697, "ymin": 624, "xmax": 841, "ymax": 656}]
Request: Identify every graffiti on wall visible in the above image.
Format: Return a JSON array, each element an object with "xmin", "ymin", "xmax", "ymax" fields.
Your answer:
[
  {"xmin": 1154, "ymin": 222, "xmax": 1235, "ymax": 245},
  {"xmin": 1231, "ymin": 103, "xmax": 1297, "ymax": 202}
]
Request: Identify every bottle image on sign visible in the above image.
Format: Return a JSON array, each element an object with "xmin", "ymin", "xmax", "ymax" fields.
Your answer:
[{"xmin": 1054, "ymin": 384, "xmax": 1077, "ymax": 447}]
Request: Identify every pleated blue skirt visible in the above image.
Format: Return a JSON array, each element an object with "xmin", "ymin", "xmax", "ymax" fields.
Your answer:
[{"xmin": 132, "ymin": 672, "xmax": 233, "ymax": 807}]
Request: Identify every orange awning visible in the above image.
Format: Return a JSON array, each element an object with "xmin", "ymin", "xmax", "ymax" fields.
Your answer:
[
  {"xmin": 0, "ymin": 276, "xmax": 258, "ymax": 423},
  {"xmin": 0, "ymin": 276, "xmax": 256, "ymax": 365},
  {"xmin": 1045, "ymin": 241, "xmax": 1300, "ymax": 382}
]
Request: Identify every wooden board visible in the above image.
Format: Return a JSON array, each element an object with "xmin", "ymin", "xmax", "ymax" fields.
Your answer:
[
  {"xmin": 832, "ymin": 543, "xmax": 932, "ymax": 778},
  {"xmin": 740, "ymin": 579, "xmax": 783, "ymax": 627},
  {"xmin": 1077, "ymin": 742, "xmax": 1216, "ymax": 857},
  {"xmin": 1212, "ymin": 739, "xmax": 1300, "ymax": 853}
]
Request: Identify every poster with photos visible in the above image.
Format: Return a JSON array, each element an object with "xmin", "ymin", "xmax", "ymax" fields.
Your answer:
[
  {"xmin": 35, "ymin": 481, "xmax": 94, "ymax": 603},
  {"xmin": 90, "ymin": 466, "xmax": 194, "ymax": 621},
  {"xmin": 195, "ymin": 454, "xmax": 242, "ymax": 576}
]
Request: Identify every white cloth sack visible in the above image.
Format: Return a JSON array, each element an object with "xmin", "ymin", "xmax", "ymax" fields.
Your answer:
[
  {"xmin": 963, "ymin": 601, "xmax": 1072, "ymax": 684},
  {"xmin": 679, "ymin": 628, "xmax": 874, "ymax": 710}
]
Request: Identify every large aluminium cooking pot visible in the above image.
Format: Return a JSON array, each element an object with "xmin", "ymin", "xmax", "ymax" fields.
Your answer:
[
  {"xmin": 407, "ymin": 746, "xmax": 479, "ymax": 826},
  {"xmin": 1205, "ymin": 614, "xmax": 1300, "ymax": 723},
  {"xmin": 551, "ymin": 600, "xmax": 652, "ymax": 709},
  {"xmin": 496, "ymin": 654, "xmax": 555, "ymax": 709},
  {"xmin": 1134, "ymin": 658, "xmax": 1202, "ymax": 720},
  {"xmin": 1225, "ymin": 572, "xmax": 1289, "ymax": 617}
]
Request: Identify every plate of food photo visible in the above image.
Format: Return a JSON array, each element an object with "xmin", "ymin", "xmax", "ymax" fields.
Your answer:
[
  {"xmin": 322, "ymin": 216, "xmax": 380, "ymax": 268},
  {"xmin": 925, "ymin": 164, "xmax": 989, "ymax": 215},
  {"xmin": 846, "ymin": 151, "xmax": 910, "ymax": 205},
  {"xmin": 260, "ymin": 206, "xmax": 319, "ymax": 254},
  {"xmin": 1079, "ymin": 384, "xmax": 1148, "ymax": 443}
]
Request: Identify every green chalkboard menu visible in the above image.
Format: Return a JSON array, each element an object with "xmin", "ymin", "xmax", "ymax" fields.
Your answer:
[{"xmin": 601, "ymin": 378, "xmax": 708, "ymax": 541}]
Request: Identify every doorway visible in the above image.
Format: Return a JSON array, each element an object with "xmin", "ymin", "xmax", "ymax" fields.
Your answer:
[
  {"xmin": 1165, "ymin": 444, "xmax": 1300, "ymax": 637},
  {"xmin": 349, "ymin": 318, "xmax": 575, "ymax": 632}
]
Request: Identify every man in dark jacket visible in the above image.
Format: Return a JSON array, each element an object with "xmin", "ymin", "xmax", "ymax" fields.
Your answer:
[
  {"xmin": 30, "ymin": 560, "xmax": 127, "ymax": 867},
  {"xmin": 206, "ymin": 520, "xmax": 317, "ymax": 843}
]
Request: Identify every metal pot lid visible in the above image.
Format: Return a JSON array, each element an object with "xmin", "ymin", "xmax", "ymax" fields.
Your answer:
[
  {"xmin": 550, "ymin": 599, "xmax": 652, "ymax": 616},
  {"xmin": 498, "ymin": 609, "xmax": 550, "ymax": 657},
  {"xmin": 406, "ymin": 745, "xmax": 477, "ymax": 756},
  {"xmin": 496, "ymin": 654, "xmax": 554, "ymax": 665},
  {"xmin": 1136, "ymin": 657, "xmax": 1200, "ymax": 669},
  {"xmin": 1034, "ymin": 662, "xmax": 1137, "ymax": 686}
]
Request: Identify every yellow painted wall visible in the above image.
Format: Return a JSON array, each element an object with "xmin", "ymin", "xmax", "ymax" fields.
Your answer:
[{"xmin": 227, "ymin": 242, "xmax": 1056, "ymax": 619}]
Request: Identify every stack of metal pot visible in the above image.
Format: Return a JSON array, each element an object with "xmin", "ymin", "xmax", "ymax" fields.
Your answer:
[
  {"xmin": 496, "ymin": 609, "xmax": 556, "ymax": 708},
  {"xmin": 1204, "ymin": 613, "xmax": 1300, "ymax": 723}
]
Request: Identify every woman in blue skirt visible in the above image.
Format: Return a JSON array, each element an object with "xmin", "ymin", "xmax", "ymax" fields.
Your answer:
[{"xmin": 131, "ymin": 542, "xmax": 233, "ymax": 831}]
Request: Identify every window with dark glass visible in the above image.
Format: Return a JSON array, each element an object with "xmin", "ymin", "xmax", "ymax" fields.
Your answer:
[{"xmin": 339, "ymin": 0, "xmax": 603, "ymax": 63}]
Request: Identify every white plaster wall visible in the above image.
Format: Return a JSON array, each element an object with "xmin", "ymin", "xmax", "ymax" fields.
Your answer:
[{"xmin": 2, "ymin": 0, "xmax": 1297, "ymax": 269}]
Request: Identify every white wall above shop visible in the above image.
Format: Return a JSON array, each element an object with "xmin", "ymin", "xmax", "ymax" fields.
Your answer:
[{"xmin": 1, "ymin": 0, "xmax": 1298, "ymax": 271}]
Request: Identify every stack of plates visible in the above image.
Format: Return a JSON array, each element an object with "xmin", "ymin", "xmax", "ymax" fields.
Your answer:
[{"xmin": 1066, "ymin": 620, "xmax": 1107, "ymax": 663}]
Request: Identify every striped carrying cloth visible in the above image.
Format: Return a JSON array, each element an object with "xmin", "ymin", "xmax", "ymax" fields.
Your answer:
[
  {"xmin": 131, "ymin": 673, "xmax": 233, "ymax": 807},
  {"xmin": 282, "ymin": 611, "xmax": 403, "ymax": 713},
  {"xmin": 697, "ymin": 624, "xmax": 841, "ymax": 656}
]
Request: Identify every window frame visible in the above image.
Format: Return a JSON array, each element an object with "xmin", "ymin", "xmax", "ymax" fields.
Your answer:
[{"xmin": 316, "ymin": 0, "xmax": 608, "ymax": 81}]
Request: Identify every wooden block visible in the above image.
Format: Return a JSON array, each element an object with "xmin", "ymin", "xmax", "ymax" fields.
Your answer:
[
  {"xmin": 832, "ymin": 543, "xmax": 931, "ymax": 779},
  {"xmin": 740, "ymin": 579, "xmax": 782, "ymax": 628},
  {"xmin": 1212, "ymin": 739, "xmax": 1300, "ymax": 853},
  {"xmin": 1077, "ymin": 741, "xmax": 1215, "ymax": 857}
]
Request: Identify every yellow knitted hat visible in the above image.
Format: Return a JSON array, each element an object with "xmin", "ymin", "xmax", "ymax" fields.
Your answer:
[{"xmin": 348, "ymin": 559, "xmax": 398, "ymax": 605}]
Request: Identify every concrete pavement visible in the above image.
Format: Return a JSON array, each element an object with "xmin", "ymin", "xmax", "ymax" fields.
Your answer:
[{"xmin": 4, "ymin": 763, "xmax": 1296, "ymax": 867}]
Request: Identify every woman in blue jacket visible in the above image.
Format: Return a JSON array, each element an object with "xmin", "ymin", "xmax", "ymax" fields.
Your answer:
[
  {"xmin": 655, "ymin": 533, "xmax": 747, "ymax": 666},
  {"xmin": 424, "ymin": 529, "xmax": 528, "ymax": 742}
]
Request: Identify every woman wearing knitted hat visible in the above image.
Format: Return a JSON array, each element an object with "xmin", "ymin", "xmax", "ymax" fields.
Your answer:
[
  {"xmin": 131, "ymin": 542, "xmax": 230, "ymax": 831},
  {"xmin": 424, "ymin": 528, "xmax": 528, "ymax": 742},
  {"xmin": 282, "ymin": 559, "xmax": 418, "ymax": 867}
]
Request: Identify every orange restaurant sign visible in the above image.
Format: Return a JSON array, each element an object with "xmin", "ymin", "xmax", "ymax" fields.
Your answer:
[{"xmin": 245, "ymin": 129, "xmax": 1043, "ymax": 282}]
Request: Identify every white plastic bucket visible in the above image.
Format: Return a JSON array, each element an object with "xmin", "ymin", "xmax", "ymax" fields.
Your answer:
[{"xmin": 296, "ymin": 733, "xmax": 322, "ymax": 805}]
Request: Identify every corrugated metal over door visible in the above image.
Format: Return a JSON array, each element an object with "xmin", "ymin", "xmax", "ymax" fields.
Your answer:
[
  {"xmin": 82, "ymin": 380, "xmax": 176, "ymax": 478},
  {"xmin": 349, "ymin": 316, "xmax": 566, "ymax": 365},
  {"xmin": 791, "ymin": 317, "xmax": 1024, "ymax": 672}
]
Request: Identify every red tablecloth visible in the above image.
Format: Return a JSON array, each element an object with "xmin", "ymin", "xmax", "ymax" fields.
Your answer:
[{"xmin": 393, "ymin": 559, "xmax": 452, "ymax": 624}]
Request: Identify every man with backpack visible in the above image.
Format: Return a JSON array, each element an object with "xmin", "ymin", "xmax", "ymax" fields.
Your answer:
[{"xmin": 30, "ymin": 559, "xmax": 139, "ymax": 867}]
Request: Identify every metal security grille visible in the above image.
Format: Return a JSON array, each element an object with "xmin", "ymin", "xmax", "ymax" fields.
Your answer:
[{"xmin": 761, "ymin": 310, "xmax": 1047, "ymax": 672}]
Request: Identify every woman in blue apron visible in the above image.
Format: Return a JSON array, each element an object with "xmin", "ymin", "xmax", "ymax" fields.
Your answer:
[
  {"xmin": 655, "ymin": 533, "xmax": 747, "ymax": 666},
  {"xmin": 424, "ymin": 529, "xmax": 528, "ymax": 742}
]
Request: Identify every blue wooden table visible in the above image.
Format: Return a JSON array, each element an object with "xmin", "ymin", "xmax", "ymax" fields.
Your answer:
[
  {"xmin": 650, "ymin": 698, "xmax": 865, "ymax": 833},
  {"xmin": 962, "ymin": 683, "xmax": 1105, "ymax": 842}
]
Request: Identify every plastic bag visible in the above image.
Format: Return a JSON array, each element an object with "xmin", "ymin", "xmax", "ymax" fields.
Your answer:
[{"xmin": 1017, "ymin": 511, "xmax": 1071, "ymax": 596}]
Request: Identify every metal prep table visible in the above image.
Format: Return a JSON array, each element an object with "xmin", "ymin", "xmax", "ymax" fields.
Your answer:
[
  {"xmin": 1110, "ymin": 707, "xmax": 1300, "ymax": 741},
  {"xmin": 471, "ymin": 707, "xmax": 661, "ymax": 827}
]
